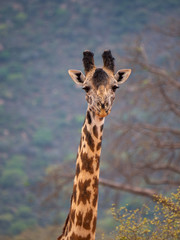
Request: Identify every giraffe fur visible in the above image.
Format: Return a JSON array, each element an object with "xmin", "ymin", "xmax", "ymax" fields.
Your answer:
[{"xmin": 57, "ymin": 50, "xmax": 131, "ymax": 240}]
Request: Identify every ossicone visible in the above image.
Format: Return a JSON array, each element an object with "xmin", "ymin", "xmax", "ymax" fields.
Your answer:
[
  {"xmin": 82, "ymin": 50, "xmax": 95, "ymax": 74},
  {"xmin": 102, "ymin": 50, "xmax": 115, "ymax": 73}
]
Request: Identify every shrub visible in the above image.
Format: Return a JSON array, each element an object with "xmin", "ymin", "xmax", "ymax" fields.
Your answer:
[
  {"xmin": 6, "ymin": 155, "xmax": 26, "ymax": 170},
  {"xmin": 16, "ymin": 206, "xmax": 32, "ymax": 219},
  {"xmin": 0, "ymin": 169, "xmax": 28, "ymax": 188},
  {"xmin": 15, "ymin": 12, "xmax": 27, "ymax": 22},
  {"xmin": 32, "ymin": 128, "xmax": 53, "ymax": 147},
  {"xmin": 10, "ymin": 221, "xmax": 27, "ymax": 235},
  {"xmin": 0, "ymin": 66, "xmax": 9, "ymax": 79},
  {"xmin": 0, "ymin": 213, "xmax": 13, "ymax": 223},
  {"xmin": 110, "ymin": 188, "xmax": 180, "ymax": 240}
]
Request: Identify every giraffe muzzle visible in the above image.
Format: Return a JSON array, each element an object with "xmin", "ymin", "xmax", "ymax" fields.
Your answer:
[{"xmin": 97, "ymin": 108, "xmax": 110, "ymax": 118}]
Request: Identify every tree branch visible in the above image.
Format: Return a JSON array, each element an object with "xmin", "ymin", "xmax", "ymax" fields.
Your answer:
[
  {"xmin": 126, "ymin": 41, "xmax": 180, "ymax": 90},
  {"xmin": 99, "ymin": 177, "xmax": 157, "ymax": 199},
  {"xmin": 133, "ymin": 123, "xmax": 180, "ymax": 136},
  {"xmin": 139, "ymin": 163, "xmax": 180, "ymax": 174},
  {"xmin": 144, "ymin": 176, "xmax": 180, "ymax": 186},
  {"xmin": 157, "ymin": 81, "xmax": 180, "ymax": 117},
  {"xmin": 156, "ymin": 141, "xmax": 180, "ymax": 149}
]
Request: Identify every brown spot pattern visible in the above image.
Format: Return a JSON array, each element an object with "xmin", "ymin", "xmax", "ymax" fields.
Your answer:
[
  {"xmin": 93, "ymin": 125, "xmax": 98, "ymax": 139},
  {"xmin": 78, "ymin": 179, "xmax": 91, "ymax": 205},
  {"xmin": 70, "ymin": 233, "xmax": 91, "ymax": 240},
  {"xmin": 59, "ymin": 110, "xmax": 105, "ymax": 239},
  {"xmin": 87, "ymin": 111, "xmax": 92, "ymax": 124},
  {"xmin": 93, "ymin": 176, "xmax": 99, "ymax": 189},
  {"xmin": 92, "ymin": 177, "xmax": 99, "ymax": 207},
  {"xmin": 96, "ymin": 141, "xmax": 101, "ymax": 151},
  {"xmin": 81, "ymin": 152, "xmax": 94, "ymax": 174},
  {"xmin": 76, "ymin": 163, "xmax": 80, "ymax": 178},
  {"xmin": 95, "ymin": 154, "xmax": 100, "ymax": 171},
  {"xmin": 71, "ymin": 209, "xmax": 76, "ymax": 223},
  {"xmin": 92, "ymin": 194, "xmax": 98, "ymax": 208},
  {"xmin": 79, "ymin": 136, "xmax": 83, "ymax": 150},
  {"xmin": 92, "ymin": 216, "xmax": 97, "ymax": 233},
  {"xmin": 70, "ymin": 194, "xmax": 73, "ymax": 204},
  {"xmin": 83, "ymin": 209, "xmax": 93, "ymax": 230},
  {"xmin": 76, "ymin": 211, "xmax": 83, "ymax": 226},
  {"xmin": 76, "ymin": 164, "xmax": 80, "ymax": 178},
  {"xmin": 69, "ymin": 220, "xmax": 72, "ymax": 232},
  {"xmin": 73, "ymin": 184, "xmax": 77, "ymax": 203},
  {"xmin": 100, "ymin": 124, "xmax": 104, "ymax": 132},
  {"xmin": 83, "ymin": 125, "xmax": 95, "ymax": 152}
]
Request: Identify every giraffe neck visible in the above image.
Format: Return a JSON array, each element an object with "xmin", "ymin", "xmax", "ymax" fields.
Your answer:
[{"xmin": 58, "ymin": 108, "xmax": 105, "ymax": 240}]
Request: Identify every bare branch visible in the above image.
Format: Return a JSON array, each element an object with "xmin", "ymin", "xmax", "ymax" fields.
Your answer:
[
  {"xmin": 130, "ymin": 123, "xmax": 180, "ymax": 149},
  {"xmin": 99, "ymin": 177, "xmax": 157, "ymax": 199},
  {"xmin": 126, "ymin": 46, "xmax": 180, "ymax": 90},
  {"xmin": 134, "ymin": 123, "xmax": 180, "ymax": 136},
  {"xmin": 156, "ymin": 142, "xmax": 180, "ymax": 149},
  {"xmin": 144, "ymin": 176, "xmax": 180, "ymax": 186},
  {"xmin": 152, "ymin": 20, "xmax": 180, "ymax": 37},
  {"xmin": 43, "ymin": 169, "xmax": 158, "ymax": 200},
  {"xmin": 146, "ymin": 66, "xmax": 180, "ymax": 89},
  {"xmin": 157, "ymin": 81, "xmax": 180, "ymax": 117},
  {"xmin": 140, "ymin": 163, "xmax": 180, "ymax": 174}
]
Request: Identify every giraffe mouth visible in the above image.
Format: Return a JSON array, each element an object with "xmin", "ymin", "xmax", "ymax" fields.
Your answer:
[
  {"xmin": 89, "ymin": 106, "xmax": 111, "ymax": 118},
  {"xmin": 97, "ymin": 109, "xmax": 110, "ymax": 118}
]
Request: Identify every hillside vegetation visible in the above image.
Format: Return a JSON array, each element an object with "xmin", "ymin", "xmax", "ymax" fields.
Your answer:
[{"xmin": 0, "ymin": 0, "xmax": 179, "ymax": 237}]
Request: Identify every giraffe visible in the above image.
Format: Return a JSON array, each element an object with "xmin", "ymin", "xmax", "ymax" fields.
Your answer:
[{"xmin": 57, "ymin": 50, "xmax": 131, "ymax": 240}]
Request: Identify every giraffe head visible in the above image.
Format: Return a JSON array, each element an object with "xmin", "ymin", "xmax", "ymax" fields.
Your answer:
[{"xmin": 68, "ymin": 50, "xmax": 131, "ymax": 118}]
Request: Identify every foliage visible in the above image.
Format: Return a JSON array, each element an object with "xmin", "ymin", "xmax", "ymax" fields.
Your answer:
[
  {"xmin": 110, "ymin": 188, "xmax": 180, "ymax": 240},
  {"xmin": 0, "ymin": 0, "xmax": 179, "ymax": 237},
  {"xmin": 32, "ymin": 128, "xmax": 53, "ymax": 147},
  {"xmin": 6, "ymin": 155, "xmax": 26, "ymax": 169},
  {"xmin": 0, "ymin": 168, "xmax": 28, "ymax": 188},
  {"xmin": 9, "ymin": 221, "xmax": 29, "ymax": 235},
  {"xmin": 11, "ymin": 225, "xmax": 60, "ymax": 240}
]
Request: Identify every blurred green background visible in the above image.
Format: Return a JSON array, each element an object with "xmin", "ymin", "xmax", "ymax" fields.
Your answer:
[{"xmin": 0, "ymin": 0, "xmax": 179, "ymax": 239}]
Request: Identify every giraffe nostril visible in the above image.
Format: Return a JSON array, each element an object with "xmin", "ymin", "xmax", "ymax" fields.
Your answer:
[{"xmin": 101, "ymin": 103, "xmax": 105, "ymax": 109}]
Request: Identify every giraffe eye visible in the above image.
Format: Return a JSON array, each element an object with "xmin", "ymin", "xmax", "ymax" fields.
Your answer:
[
  {"xmin": 82, "ymin": 86, "xmax": 91, "ymax": 93},
  {"xmin": 112, "ymin": 85, "xmax": 119, "ymax": 92}
]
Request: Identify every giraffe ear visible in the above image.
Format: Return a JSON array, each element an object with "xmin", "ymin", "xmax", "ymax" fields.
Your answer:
[
  {"xmin": 114, "ymin": 69, "xmax": 131, "ymax": 84},
  {"xmin": 68, "ymin": 69, "xmax": 85, "ymax": 86}
]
